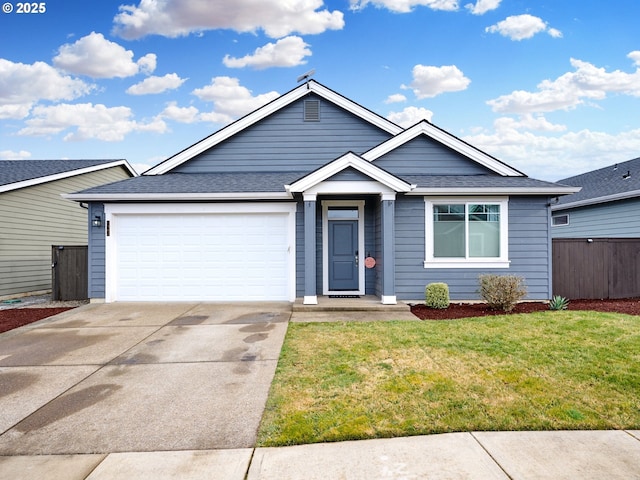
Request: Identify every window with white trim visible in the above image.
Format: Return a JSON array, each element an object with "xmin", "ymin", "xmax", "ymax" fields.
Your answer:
[{"xmin": 424, "ymin": 197, "xmax": 510, "ymax": 268}]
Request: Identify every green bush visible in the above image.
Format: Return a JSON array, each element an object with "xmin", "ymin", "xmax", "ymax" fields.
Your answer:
[
  {"xmin": 425, "ymin": 283, "xmax": 450, "ymax": 309},
  {"xmin": 549, "ymin": 295, "xmax": 569, "ymax": 310},
  {"xmin": 478, "ymin": 274, "xmax": 527, "ymax": 312}
]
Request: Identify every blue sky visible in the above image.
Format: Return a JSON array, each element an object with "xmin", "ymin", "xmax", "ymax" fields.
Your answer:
[{"xmin": 1, "ymin": 0, "xmax": 638, "ymax": 181}]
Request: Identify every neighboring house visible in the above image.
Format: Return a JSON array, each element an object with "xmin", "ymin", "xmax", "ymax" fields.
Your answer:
[
  {"xmin": 0, "ymin": 160, "xmax": 137, "ymax": 298},
  {"xmin": 66, "ymin": 81, "xmax": 576, "ymax": 304},
  {"xmin": 551, "ymin": 157, "xmax": 640, "ymax": 238},
  {"xmin": 550, "ymin": 157, "xmax": 640, "ymax": 300}
]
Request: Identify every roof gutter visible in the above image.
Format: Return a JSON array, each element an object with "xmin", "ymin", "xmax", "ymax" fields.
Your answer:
[
  {"xmin": 551, "ymin": 188, "xmax": 640, "ymax": 211},
  {"xmin": 63, "ymin": 191, "xmax": 294, "ymax": 202},
  {"xmin": 407, "ymin": 186, "xmax": 581, "ymax": 196}
]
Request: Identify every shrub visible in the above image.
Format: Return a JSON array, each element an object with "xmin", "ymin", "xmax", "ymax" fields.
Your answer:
[
  {"xmin": 549, "ymin": 295, "xmax": 569, "ymax": 310},
  {"xmin": 425, "ymin": 283, "xmax": 450, "ymax": 309},
  {"xmin": 478, "ymin": 274, "xmax": 527, "ymax": 312}
]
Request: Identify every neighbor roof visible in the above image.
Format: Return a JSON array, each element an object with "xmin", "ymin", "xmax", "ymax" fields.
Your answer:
[
  {"xmin": 0, "ymin": 159, "xmax": 137, "ymax": 193},
  {"xmin": 553, "ymin": 157, "xmax": 640, "ymax": 210}
]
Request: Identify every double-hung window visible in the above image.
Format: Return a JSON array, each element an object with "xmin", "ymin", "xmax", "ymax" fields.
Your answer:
[{"xmin": 424, "ymin": 197, "xmax": 510, "ymax": 268}]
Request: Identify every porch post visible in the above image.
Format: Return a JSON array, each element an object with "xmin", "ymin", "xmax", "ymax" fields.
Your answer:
[
  {"xmin": 303, "ymin": 193, "xmax": 318, "ymax": 304},
  {"xmin": 381, "ymin": 194, "xmax": 397, "ymax": 304}
]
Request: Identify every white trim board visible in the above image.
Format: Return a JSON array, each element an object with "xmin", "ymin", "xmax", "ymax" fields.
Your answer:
[{"xmin": 322, "ymin": 200, "xmax": 366, "ymax": 296}]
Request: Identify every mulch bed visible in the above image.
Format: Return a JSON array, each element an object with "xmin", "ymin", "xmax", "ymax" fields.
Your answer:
[
  {"xmin": 411, "ymin": 298, "xmax": 640, "ymax": 320},
  {"xmin": 0, "ymin": 308, "xmax": 74, "ymax": 334}
]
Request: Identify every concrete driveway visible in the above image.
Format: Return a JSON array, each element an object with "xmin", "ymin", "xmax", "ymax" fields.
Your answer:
[{"xmin": 0, "ymin": 302, "xmax": 290, "ymax": 455}]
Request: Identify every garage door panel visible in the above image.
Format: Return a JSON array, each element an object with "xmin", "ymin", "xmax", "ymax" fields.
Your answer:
[{"xmin": 112, "ymin": 211, "xmax": 292, "ymax": 302}]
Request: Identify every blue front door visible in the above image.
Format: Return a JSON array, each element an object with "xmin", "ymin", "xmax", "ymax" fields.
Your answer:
[{"xmin": 328, "ymin": 219, "xmax": 359, "ymax": 291}]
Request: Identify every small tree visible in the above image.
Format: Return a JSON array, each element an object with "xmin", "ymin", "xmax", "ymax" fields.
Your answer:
[{"xmin": 478, "ymin": 274, "xmax": 527, "ymax": 312}]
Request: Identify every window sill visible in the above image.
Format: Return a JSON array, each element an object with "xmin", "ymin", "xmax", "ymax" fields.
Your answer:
[{"xmin": 424, "ymin": 260, "xmax": 510, "ymax": 269}]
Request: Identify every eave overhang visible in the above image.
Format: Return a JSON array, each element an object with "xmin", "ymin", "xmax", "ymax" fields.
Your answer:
[
  {"xmin": 408, "ymin": 186, "xmax": 581, "ymax": 196},
  {"xmin": 63, "ymin": 191, "xmax": 292, "ymax": 202}
]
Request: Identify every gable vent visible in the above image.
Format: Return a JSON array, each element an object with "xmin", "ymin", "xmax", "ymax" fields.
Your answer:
[{"xmin": 304, "ymin": 99, "xmax": 320, "ymax": 122}]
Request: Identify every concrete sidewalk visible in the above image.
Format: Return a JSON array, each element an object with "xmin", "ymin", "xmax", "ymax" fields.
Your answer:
[{"xmin": 1, "ymin": 430, "xmax": 639, "ymax": 479}]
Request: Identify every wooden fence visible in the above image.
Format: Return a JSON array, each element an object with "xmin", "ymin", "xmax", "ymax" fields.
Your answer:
[
  {"xmin": 52, "ymin": 245, "xmax": 88, "ymax": 301},
  {"xmin": 552, "ymin": 238, "xmax": 640, "ymax": 299}
]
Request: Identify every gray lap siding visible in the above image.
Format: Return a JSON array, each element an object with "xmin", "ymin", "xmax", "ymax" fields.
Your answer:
[
  {"xmin": 394, "ymin": 195, "xmax": 552, "ymax": 301},
  {"xmin": 88, "ymin": 202, "xmax": 106, "ymax": 299},
  {"xmin": 173, "ymin": 97, "xmax": 393, "ymax": 174}
]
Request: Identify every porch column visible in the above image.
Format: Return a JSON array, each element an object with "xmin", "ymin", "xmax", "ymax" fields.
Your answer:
[
  {"xmin": 380, "ymin": 194, "xmax": 397, "ymax": 305},
  {"xmin": 303, "ymin": 193, "xmax": 318, "ymax": 304}
]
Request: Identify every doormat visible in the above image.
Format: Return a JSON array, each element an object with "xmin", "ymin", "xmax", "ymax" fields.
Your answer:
[{"xmin": 328, "ymin": 295, "xmax": 360, "ymax": 298}]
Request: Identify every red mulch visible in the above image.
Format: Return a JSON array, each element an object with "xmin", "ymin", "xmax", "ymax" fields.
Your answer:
[
  {"xmin": 411, "ymin": 298, "xmax": 640, "ymax": 320},
  {"xmin": 0, "ymin": 308, "xmax": 74, "ymax": 334}
]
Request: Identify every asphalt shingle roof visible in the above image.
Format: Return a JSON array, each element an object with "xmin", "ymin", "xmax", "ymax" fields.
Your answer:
[
  {"xmin": 401, "ymin": 175, "xmax": 568, "ymax": 190},
  {"xmin": 73, "ymin": 172, "xmax": 570, "ymax": 196},
  {"xmin": 0, "ymin": 160, "xmax": 123, "ymax": 187},
  {"xmin": 74, "ymin": 172, "xmax": 309, "ymax": 194},
  {"xmin": 556, "ymin": 157, "xmax": 640, "ymax": 205}
]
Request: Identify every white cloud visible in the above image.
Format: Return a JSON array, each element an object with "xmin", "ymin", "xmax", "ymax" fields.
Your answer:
[
  {"xmin": 465, "ymin": 0, "xmax": 501, "ymax": 15},
  {"xmin": 223, "ymin": 36, "xmax": 311, "ymax": 70},
  {"xmin": 386, "ymin": 106, "xmax": 434, "ymax": 127},
  {"xmin": 402, "ymin": 64, "xmax": 470, "ymax": 98},
  {"xmin": 493, "ymin": 114, "xmax": 566, "ymax": 133},
  {"xmin": 127, "ymin": 73, "xmax": 187, "ymax": 95},
  {"xmin": 547, "ymin": 28, "xmax": 563, "ymax": 39},
  {"xmin": 192, "ymin": 76, "xmax": 279, "ymax": 123},
  {"xmin": 487, "ymin": 55, "xmax": 640, "ymax": 114},
  {"xmin": 0, "ymin": 150, "xmax": 31, "ymax": 160},
  {"xmin": 131, "ymin": 162, "xmax": 155, "ymax": 175},
  {"xmin": 629, "ymin": 50, "xmax": 640, "ymax": 66},
  {"xmin": 18, "ymin": 103, "xmax": 167, "ymax": 141},
  {"xmin": 463, "ymin": 120, "xmax": 640, "ymax": 181},
  {"xmin": 385, "ymin": 93, "xmax": 407, "ymax": 104},
  {"xmin": 53, "ymin": 32, "xmax": 156, "ymax": 78},
  {"xmin": 485, "ymin": 14, "xmax": 561, "ymax": 41},
  {"xmin": 113, "ymin": 0, "xmax": 344, "ymax": 39},
  {"xmin": 350, "ymin": 0, "xmax": 458, "ymax": 13},
  {"xmin": 159, "ymin": 101, "xmax": 200, "ymax": 123},
  {"xmin": 0, "ymin": 59, "xmax": 93, "ymax": 119},
  {"xmin": 137, "ymin": 53, "xmax": 158, "ymax": 74}
]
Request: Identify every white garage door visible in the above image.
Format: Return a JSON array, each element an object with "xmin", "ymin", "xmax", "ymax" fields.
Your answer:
[{"xmin": 108, "ymin": 205, "xmax": 295, "ymax": 302}]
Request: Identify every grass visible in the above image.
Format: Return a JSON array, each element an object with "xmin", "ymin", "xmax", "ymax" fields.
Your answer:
[{"xmin": 257, "ymin": 311, "xmax": 640, "ymax": 447}]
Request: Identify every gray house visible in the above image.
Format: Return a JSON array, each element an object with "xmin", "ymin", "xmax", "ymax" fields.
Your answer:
[
  {"xmin": 0, "ymin": 160, "xmax": 136, "ymax": 299},
  {"xmin": 550, "ymin": 157, "xmax": 640, "ymax": 300},
  {"xmin": 67, "ymin": 81, "xmax": 576, "ymax": 304},
  {"xmin": 552, "ymin": 157, "xmax": 640, "ymax": 238}
]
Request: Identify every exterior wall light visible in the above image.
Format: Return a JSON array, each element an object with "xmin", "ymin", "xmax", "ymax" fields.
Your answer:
[{"xmin": 92, "ymin": 215, "xmax": 102, "ymax": 228}]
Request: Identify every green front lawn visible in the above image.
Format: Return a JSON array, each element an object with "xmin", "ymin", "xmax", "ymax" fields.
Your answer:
[{"xmin": 257, "ymin": 311, "xmax": 640, "ymax": 447}]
